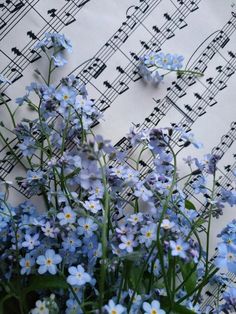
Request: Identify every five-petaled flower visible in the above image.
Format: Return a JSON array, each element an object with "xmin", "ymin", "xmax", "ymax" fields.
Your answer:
[
  {"xmin": 143, "ymin": 300, "xmax": 166, "ymax": 314},
  {"xmin": 67, "ymin": 265, "xmax": 91, "ymax": 286},
  {"xmin": 36, "ymin": 249, "xmax": 62, "ymax": 275}
]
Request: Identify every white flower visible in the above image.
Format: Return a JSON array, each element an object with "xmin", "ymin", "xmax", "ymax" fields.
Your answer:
[
  {"xmin": 83, "ymin": 200, "xmax": 102, "ymax": 214},
  {"xmin": 104, "ymin": 299, "xmax": 126, "ymax": 314},
  {"xmin": 143, "ymin": 300, "xmax": 166, "ymax": 314},
  {"xmin": 31, "ymin": 300, "xmax": 49, "ymax": 314},
  {"xmin": 127, "ymin": 213, "xmax": 143, "ymax": 225},
  {"xmin": 119, "ymin": 234, "xmax": 138, "ymax": 253},
  {"xmin": 139, "ymin": 223, "xmax": 157, "ymax": 247},
  {"xmin": 160, "ymin": 219, "xmax": 175, "ymax": 230},
  {"xmin": 67, "ymin": 265, "xmax": 91, "ymax": 286}
]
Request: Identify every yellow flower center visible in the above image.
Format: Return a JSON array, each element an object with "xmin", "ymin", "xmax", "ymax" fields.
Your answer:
[
  {"xmin": 25, "ymin": 260, "xmax": 31, "ymax": 267},
  {"xmin": 65, "ymin": 213, "xmax": 71, "ymax": 219},
  {"xmin": 63, "ymin": 94, "xmax": 69, "ymax": 100},
  {"xmin": 84, "ymin": 224, "xmax": 89, "ymax": 230},
  {"xmin": 151, "ymin": 310, "xmax": 158, "ymax": 314},
  {"xmin": 46, "ymin": 258, "xmax": 52, "ymax": 265},
  {"xmin": 146, "ymin": 231, "xmax": 152, "ymax": 238},
  {"xmin": 176, "ymin": 245, "xmax": 182, "ymax": 251},
  {"xmin": 111, "ymin": 311, "xmax": 117, "ymax": 314}
]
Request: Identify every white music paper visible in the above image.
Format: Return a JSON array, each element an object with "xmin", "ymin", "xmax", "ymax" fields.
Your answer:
[{"xmin": 0, "ymin": 0, "xmax": 236, "ymax": 305}]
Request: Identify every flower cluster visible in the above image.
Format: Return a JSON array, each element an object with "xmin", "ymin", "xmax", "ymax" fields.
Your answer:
[
  {"xmin": 0, "ymin": 33, "xmax": 235, "ymax": 314},
  {"xmin": 139, "ymin": 51, "xmax": 202, "ymax": 84}
]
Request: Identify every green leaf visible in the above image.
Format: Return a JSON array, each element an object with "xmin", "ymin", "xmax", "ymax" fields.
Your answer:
[
  {"xmin": 185, "ymin": 200, "xmax": 196, "ymax": 211},
  {"xmin": 179, "ymin": 261, "xmax": 197, "ymax": 295},
  {"xmin": 23, "ymin": 275, "xmax": 68, "ymax": 296},
  {"xmin": 160, "ymin": 296, "xmax": 196, "ymax": 314}
]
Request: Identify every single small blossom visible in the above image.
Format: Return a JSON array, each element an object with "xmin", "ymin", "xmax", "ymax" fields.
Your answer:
[
  {"xmin": 119, "ymin": 234, "xmax": 138, "ymax": 253},
  {"xmin": 30, "ymin": 300, "xmax": 49, "ymax": 314},
  {"xmin": 57, "ymin": 206, "xmax": 76, "ymax": 225},
  {"xmin": 36, "ymin": 249, "xmax": 62, "ymax": 275},
  {"xmin": 83, "ymin": 200, "xmax": 102, "ymax": 214},
  {"xmin": 22, "ymin": 233, "xmax": 40, "ymax": 250},
  {"xmin": 143, "ymin": 300, "xmax": 166, "ymax": 314},
  {"xmin": 20, "ymin": 254, "xmax": 35, "ymax": 275},
  {"xmin": 215, "ymin": 243, "xmax": 236, "ymax": 273},
  {"xmin": 161, "ymin": 219, "xmax": 175, "ymax": 230},
  {"xmin": 139, "ymin": 223, "xmax": 157, "ymax": 247},
  {"xmin": 52, "ymin": 52, "xmax": 67, "ymax": 67},
  {"xmin": 127, "ymin": 213, "xmax": 143, "ymax": 225},
  {"xmin": 170, "ymin": 239, "xmax": 189, "ymax": 259},
  {"xmin": 77, "ymin": 217, "xmax": 98, "ymax": 237},
  {"xmin": 41, "ymin": 221, "xmax": 59, "ymax": 238},
  {"xmin": 104, "ymin": 299, "xmax": 126, "ymax": 314},
  {"xmin": 67, "ymin": 265, "xmax": 91, "ymax": 286},
  {"xmin": 134, "ymin": 182, "xmax": 153, "ymax": 201}
]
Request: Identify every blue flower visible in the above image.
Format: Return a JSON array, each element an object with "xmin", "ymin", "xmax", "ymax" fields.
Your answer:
[
  {"xmin": 18, "ymin": 137, "xmax": 36, "ymax": 157},
  {"xmin": 57, "ymin": 206, "xmax": 76, "ymax": 225},
  {"xmin": 143, "ymin": 300, "xmax": 166, "ymax": 314},
  {"xmin": 134, "ymin": 182, "xmax": 153, "ymax": 201},
  {"xmin": 204, "ymin": 154, "xmax": 220, "ymax": 174},
  {"xmin": 52, "ymin": 52, "xmax": 68, "ymax": 67},
  {"xmin": 127, "ymin": 213, "xmax": 143, "ymax": 225},
  {"xmin": 139, "ymin": 223, "xmax": 157, "ymax": 247},
  {"xmin": 142, "ymin": 51, "xmax": 159, "ymax": 65},
  {"xmin": 77, "ymin": 217, "xmax": 98, "ymax": 237},
  {"xmin": 170, "ymin": 239, "xmax": 189, "ymax": 259},
  {"xmin": 150, "ymin": 70, "xmax": 163, "ymax": 84},
  {"xmin": 104, "ymin": 300, "xmax": 126, "ymax": 314},
  {"xmin": 55, "ymin": 85, "xmax": 77, "ymax": 107},
  {"xmin": 171, "ymin": 54, "xmax": 184, "ymax": 70},
  {"xmin": 215, "ymin": 243, "xmax": 236, "ymax": 273},
  {"xmin": 223, "ymin": 287, "xmax": 236, "ymax": 307},
  {"xmin": 119, "ymin": 234, "xmax": 138, "ymax": 253},
  {"xmin": 20, "ymin": 254, "xmax": 35, "ymax": 275},
  {"xmin": 156, "ymin": 52, "xmax": 173, "ymax": 69},
  {"xmin": 191, "ymin": 175, "xmax": 207, "ymax": 194},
  {"xmin": 62, "ymin": 233, "xmax": 81, "ymax": 253},
  {"xmin": 36, "ymin": 249, "xmax": 62, "ymax": 275},
  {"xmin": 83, "ymin": 200, "xmax": 102, "ymax": 214},
  {"xmin": 46, "ymin": 33, "xmax": 72, "ymax": 53},
  {"xmin": 221, "ymin": 188, "xmax": 236, "ymax": 206},
  {"xmin": 138, "ymin": 63, "xmax": 152, "ymax": 82},
  {"xmin": 26, "ymin": 170, "xmax": 45, "ymax": 184},
  {"xmin": 22, "ymin": 233, "xmax": 40, "ymax": 250},
  {"xmin": 181, "ymin": 132, "xmax": 203, "ymax": 149},
  {"xmin": 66, "ymin": 299, "xmax": 83, "ymax": 314},
  {"xmin": 67, "ymin": 265, "xmax": 91, "ymax": 286}
]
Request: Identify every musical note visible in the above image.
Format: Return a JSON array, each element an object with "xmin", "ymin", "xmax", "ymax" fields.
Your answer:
[
  {"xmin": 118, "ymin": 81, "xmax": 129, "ymax": 95},
  {"xmin": 27, "ymin": 30, "xmax": 38, "ymax": 41},
  {"xmin": 81, "ymin": 58, "xmax": 107, "ymax": 79},
  {"xmin": 10, "ymin": 67, "xmax": 23, "ymax": 83},
  {"xmin": 0, "ymin": 92, "xmax": 11, "ymax": 105},
  {"xmin": 64, "ymin": 12, "xmax": 76, "ymax": 26},
  {"xmin": 48, "ymin": 8, "xmax": 76, "ymax": 26},
  {"xmin": 0, "ymin": 0, "xmax": 24, "ymax": 13},
  {"xmin": 114, "ymin": 28, "xmax": 128, "ymax": 43}
]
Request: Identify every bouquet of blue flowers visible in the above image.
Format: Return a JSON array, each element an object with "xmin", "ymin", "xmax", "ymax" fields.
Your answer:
[{"xmin": 0, "ymin": 33, "xmax": 236, "ymax": 314}]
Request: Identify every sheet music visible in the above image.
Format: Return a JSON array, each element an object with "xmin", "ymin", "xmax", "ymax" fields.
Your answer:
[{"xmin": 1, "ymin": 0, "xmax": 236, "ymax": 304}]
